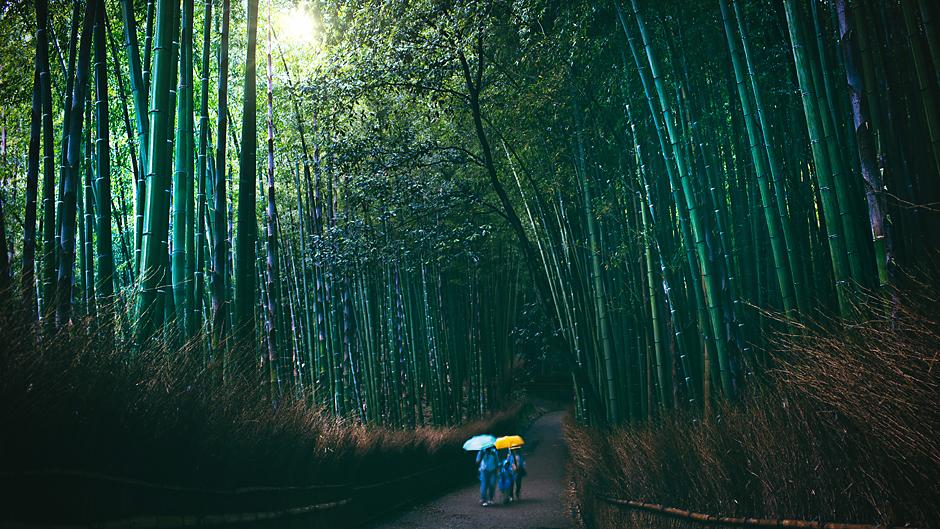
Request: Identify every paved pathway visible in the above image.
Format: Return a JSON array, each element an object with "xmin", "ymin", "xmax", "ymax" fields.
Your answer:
[{"xmin": 368, "ymin": 410, "xmax": 571, "ymax": 529}]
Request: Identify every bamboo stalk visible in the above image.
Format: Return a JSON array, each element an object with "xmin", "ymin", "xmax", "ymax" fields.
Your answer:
[
  {"xmin": 92, "ymin": 4, "xmax": 114, "ymax": 335},
  {"xmin": 56, "ymin": 0, "xmax": 97, "ymax": 326},
  {"xmin": 211, "ymin": 0, "xmax": 231, "ymax": 349}
]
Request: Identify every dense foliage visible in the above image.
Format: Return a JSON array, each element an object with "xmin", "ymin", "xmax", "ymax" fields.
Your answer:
[{"xmin": 0, "ymin": 0, "xmax": 938, "ymax": 429}]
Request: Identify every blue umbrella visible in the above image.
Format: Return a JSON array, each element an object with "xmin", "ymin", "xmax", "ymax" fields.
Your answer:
[{"xmin": 462, "ymin": 434, "xmax": 497, "ymax": 451}]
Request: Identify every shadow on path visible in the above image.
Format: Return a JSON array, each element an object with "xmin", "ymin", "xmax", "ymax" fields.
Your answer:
[{"xmin": 366, "ymin": 410, "xmax": 571, "ymax": 529}]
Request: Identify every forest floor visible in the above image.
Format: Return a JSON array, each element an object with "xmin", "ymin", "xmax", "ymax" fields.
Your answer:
[{"xmin": 366, "ymin": 409, "xmax": 572, "ymax": 529}]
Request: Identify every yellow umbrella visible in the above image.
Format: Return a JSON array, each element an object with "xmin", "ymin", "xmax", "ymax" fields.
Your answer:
[{"xmin": 494, "ymin": 435, "xmax": 524, "ymax": 450}]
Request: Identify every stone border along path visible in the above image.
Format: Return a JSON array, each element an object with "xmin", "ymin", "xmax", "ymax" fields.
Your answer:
[{"xmin": 366, "ymin": 409, "xmax": 572, "ymax": 529}]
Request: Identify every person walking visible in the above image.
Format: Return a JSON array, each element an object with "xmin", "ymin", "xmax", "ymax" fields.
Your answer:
[
  {"xmin": 498, "ymin": 454, "xmax": 515, "ymax": 504},
  {"xmin": 476, "ymin": 446, "xmax": 498, "ymax": 506},
  {"xmin": 510, "ymin": 448, "xmax": 526, "ymax": 499}
]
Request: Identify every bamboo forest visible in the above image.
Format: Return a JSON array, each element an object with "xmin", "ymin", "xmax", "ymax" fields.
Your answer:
[{"xmin": 0, "ymin": 0, "xmax": 938, "ymax": 528}]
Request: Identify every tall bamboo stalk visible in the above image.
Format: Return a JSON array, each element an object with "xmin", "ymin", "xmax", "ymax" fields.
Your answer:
[
  {"xmin": 81, "ymin": 104, "xmax": 95, "ymax": 318},
  {"xmin": 36, "ymin": 0, "xmax": 57, "ymax": 325},
  {"xmin": 616, "ymin": 2, "xmax": 710, "ymax": 392},
  {"xmin": 194, "ymin": 0, "xmax": 212, "ymax": 342},
  {"xmin": 173, "ymin": 0, "xmax": 195, "ymax": 335},
  {"xmin": 137, "ymin": 0, "xmax": 179, "ymax": 340},
  {"xmin": 56, "ymin": 0, "xmax": 97, "ymax": 326},
  {"xmin": 631, "ymin": 0, "xmax": 734, "ymax": 397},
  {"xmin": 263, "ymin": 2, "xmax": 281, "ymax": 390},
  {"xmin": 118, "ymin": 0, "xmax": 150, "ymax": 279},
  {"xmin": 835, "ymin": 0, "xmax": 890, "ymax": 288},
  {"xmin": 572, "ymin": 93, "xmax": 621, "ymax": 421},
  {"xmin": 93, "ymin": 2, "xmax": 114, "ymax": 335},
  {"xmin": 105, "ymin": 18, "xmax": 141, "ymax": 240},
  {"xmin": 901, "ymin": 2, "xmax": 940, "ymax": 181},
  {"xmin": 212, "ymin": 0, "xmax": 231, "ymax": 349},
  {"xmin": 732, "ymin": 0, "xmax": 807, "ymax": 314},
  {"xmin": 23, "ymin": 60, "xmax": 41, "ymax": 318},
  {"xmin": 784, "ymin": 0, "xmax": 851, "ymax": 316},
  {"xmin": 720, "ymin": 0, "xmax": 796, "ymax": 317},
  {"xmin": 233, "ymin": 0, "xmax": 261, "ymax": 354}
]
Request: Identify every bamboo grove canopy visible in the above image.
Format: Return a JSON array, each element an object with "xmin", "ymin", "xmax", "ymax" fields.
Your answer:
[{"xmin": 0, "ymin": 0, "xmax": 937, "ymax": 427}]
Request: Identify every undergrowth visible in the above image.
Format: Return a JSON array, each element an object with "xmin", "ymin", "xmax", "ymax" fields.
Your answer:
[
  {"xmin": 566, "ymin": 285, "xmax": 940, "ymax": 529},
  {"xmin": 0, "ymin": 299, "xmax": 528, "ymax": 525}
]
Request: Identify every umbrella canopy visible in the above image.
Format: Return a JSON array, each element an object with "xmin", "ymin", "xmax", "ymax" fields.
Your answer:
[
  {"xmin": 463, "ymin": 434, "xmax": 497, "ymax": 451},
  {"xmin": 494, "ymin": 435, "xmax": 525, "ymax": 450}
]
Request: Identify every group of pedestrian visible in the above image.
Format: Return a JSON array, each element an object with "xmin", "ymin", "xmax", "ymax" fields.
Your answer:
[{"xmin": 476, "ymin": 446, "xmax": 526, "ymax": 506}]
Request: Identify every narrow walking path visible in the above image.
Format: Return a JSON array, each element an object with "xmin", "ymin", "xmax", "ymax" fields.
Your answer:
[{"xmin": 367, "ymin": 410, "xmax": 571, "ymax": 529}]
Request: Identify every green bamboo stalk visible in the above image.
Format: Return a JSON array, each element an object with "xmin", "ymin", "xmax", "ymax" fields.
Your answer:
[
  {"xmin": 212, "ymin": 0, "xmax": 231, "ymax": 348},
  {"xmin": 234, "ymin": 0, "xmax": 261, "ymax": 352},
  {"xmin": 353, "ymin": 270, "xmax": 374, "ymax": 422},
  {"xmin": 331, "ymin": 261, "xmax": 345, "ymax": 415},
  {"xmin": 105, "ymin": 18, "xmax": 141, "ymax": 255},
  {"xmin": 670, "ymin": 27, "xmax": 744, "ymax": 365},
  {"xmin": 901, "ymin": 2, "xmax": 940, "ymax": 181},
  {"xmin": 395, "ymin": 264, "xmax": 418, "ymax": 425},
  {"xmin": 419, "ymin": 264, "xmax": 435, "ymax": 422},
  {"xmin": 616, "ymin": 2, "xmax": 710, "ymax": 386},
  {"xmin": 554, "ymin": 192, "xmax": 598, "ymax": 420},
  {"xmin": 93, "ymin": 3, "xmax": 114, "ymax": 334},
  {"xmin": 81, "ymin": 102, "xmax": 96, "ymax": 318},
  {"xmin": 23, "ymin": 59, "xmax": 41, "ymax": 318},
  {"xmin": 807, "ymin": 3, "xmax": 865, "ymax": 289},
  {"xmin": 0, "ymin": 175, "xmax": 8, "ymax": 293},
  {"xmin": 627, "ymin": 102, "xmax": 696, "ymax": 409},
  {"xmin": 343, "ymin": 272, "xmax": 364, "ymax": 421},
  {"xmin": 639, "ymin": 177, "xmax": 667, "ymax": 410},
  {"xmin": 137, "ymin": 0, "xmax": 179, "ymax": 340},
  {"xmin": 118, "ymin": 0, "xmax": 150, "ymax": 276},
  {"xmin": 36, "ymin": 0, "xmax": 57, "ymax": 325},
  {"xmin": 918, "ymin": 0, "xmax": 940, "ymax": 88},
  {"xmin": 53, "ymin": 0, "xmax": 81, "ymax": 324},
  {"xmin": 161, "ymin": 2, "xmax": 181, "ymax": 332},
  {"xmin": 263, "ymin": 3, "xmax": 281, "ymax": 390},
  {"xmin": 193, "ymin": 0, "xmax": 211, "ymax": 342},
  {"xmin": 809, "ymin": 0, "xmax": 847, "ymax": 159},
  {"xmin": 272, "ymin": 30, "xmax": 317, "ymax": 398},
  {"xmin": 720, "ymin": 0, "xmax": 797, "ymax": 317},
  {"xmin": 732, "ymin": 0, "xmax": 807, "ymax": 314},
  {"xmin": 572, "ymin": 93, "xmax": 621, "ymax": 422},
  {"xmin": 400, "ymin": 272, "xmax": 420, "ymax": 425},
  {"xmin": 276, "ymin": 216, "xmax": 293, "ymax": 387},
  {"xmin": 173, "ymin": 0, "xmax": 194, "ymax": 335},
  {"xmin": 56, "ymin": 0, "xmax": 97, "ymax": 326},
  {"xmin": 631, "ymin": 0, "xmax": 734, "ymax": 397},
  {"xmin": 182, "ymin": 17, "xmax": 197, "ymax": 341},
  {"xmin": 290, "ymin": 163, "xmax": 315, "ymax": 400},
  {"xmin": 142, "ymin": 0, "xmax": 155, "ymax": 98},
  {"xmin": 783, "ymin": 0, "xmax": 851, "ymax": 316},
  {"xmin": 111, "ymin": 190, "xmax": 134, "ymax": 294},
  {"xmin": 281, "ymin": 214, "xmax": 307, "ymax": 391},
  {"xmin": 385, "ymin": 256, "xmax": 403, "ymax": 426}
]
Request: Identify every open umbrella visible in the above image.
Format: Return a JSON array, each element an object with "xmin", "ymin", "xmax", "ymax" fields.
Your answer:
[
  {"xmin": 494, "ymin": 435, "xmax": 525, "ymax": 450},
  {"xmin": 463, "ymin": 434, "xmax": 497, "ymax": 451}
]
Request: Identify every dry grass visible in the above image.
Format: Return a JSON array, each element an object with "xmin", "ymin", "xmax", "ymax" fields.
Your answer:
[{"xmin": 567, "ymin": 285, "xmax": 940, "ymax": 529}]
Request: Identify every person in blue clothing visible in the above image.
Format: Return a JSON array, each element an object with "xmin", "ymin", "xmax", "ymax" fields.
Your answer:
[
  {"xmin": 498, "ymin": 454, "xmax": 515, "ymax": 504},
  {"xmin": 510, "ymin": 448, "xmax": 526, "ymax": 499},
  {"xmin": 476, "ymin": 446, "xmax": 498, "ymax": 506}
]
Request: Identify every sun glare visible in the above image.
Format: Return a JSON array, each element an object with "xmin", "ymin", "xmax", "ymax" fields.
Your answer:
[{"xmin": 274, "ymin": 4, "xmax": 318, "ymax": 46}]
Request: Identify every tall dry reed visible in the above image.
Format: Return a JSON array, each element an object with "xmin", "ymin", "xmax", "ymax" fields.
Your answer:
[{"xmin": 567, "ymin": 284, "xmax": 940, "ymax": 529}]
